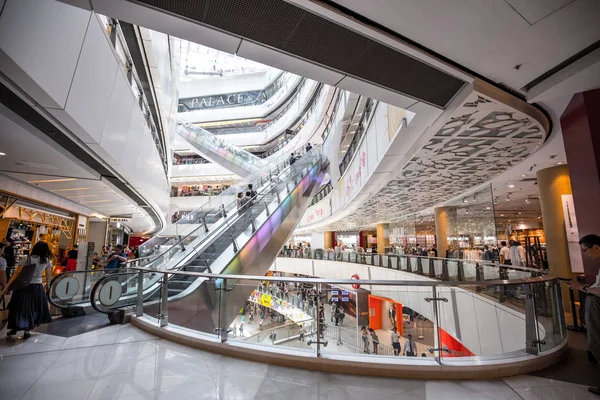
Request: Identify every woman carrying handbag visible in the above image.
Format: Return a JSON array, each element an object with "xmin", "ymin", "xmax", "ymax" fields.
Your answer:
[{"xmin": 0, "ymin": 242, "xmax": 53, "ymax": 340}]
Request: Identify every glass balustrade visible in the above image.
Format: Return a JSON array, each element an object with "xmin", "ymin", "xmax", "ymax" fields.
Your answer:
[{"xmin": 85, "ymin": 269, "xmax": 566, "ymax": 368}]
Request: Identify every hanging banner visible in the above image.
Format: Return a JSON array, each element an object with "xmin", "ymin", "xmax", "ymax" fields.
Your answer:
[{"xmin": 562, "ymin": 194, "xmax": 584, "ymax": 273}]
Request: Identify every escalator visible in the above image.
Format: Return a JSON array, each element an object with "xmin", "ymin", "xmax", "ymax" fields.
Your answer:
[
  {"xmin": 49, "ymin": 148, "xmax": 324, "ymax": 331},
  {"xmin": 176, "ymin": 122, "xmax": 267, "ymax": 178}
]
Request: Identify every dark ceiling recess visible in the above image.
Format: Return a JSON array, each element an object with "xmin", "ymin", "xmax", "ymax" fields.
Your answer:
[{"xmin": 135, "ymin": 0, "xmax": 465, "ymax": 108}]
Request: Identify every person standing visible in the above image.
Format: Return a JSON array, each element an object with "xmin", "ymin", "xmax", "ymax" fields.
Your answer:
[
  {"xmin": 361, "ymin": 326, "xmax": 369, "ymax": 353},
  {"xmin": 239, "ymin": 323, "xmax": 244, "ymax": 337},
  {"xmin": 2, "ymin": 238, "xmax": 16, "ymax": 283},
  {"xmin": 403, "ymin": 333, "xmax": 417, "ymax": 356},
  {"xmin": 391, "ymin": 327, "xmax": 401, "ymax": 356},
  {"xmin": 510, "ymin": 240, "xmax": 525, "ymax": 267},
  {"xmin": 370, "ymin": 328, "xmax": 379, "ymax": 354},
  {"xmin": 232, "ymin": 324, "xmax": 237, "ymax": 338},
  {"xmin": 499, "ymin": 241, "xmax": 511, "ymax": 265},
  {"xmin": 579, "ymin": 234, "xmax": 600, "ymax": 396},
  {"xmin": 3, "ymin": 242, "xmax": 53, "ymax": 339},
  {"xmin": 0, "ymin": 243, "xmax": 8, "ymax": 290},
  {"xmin": 259, "ymin": 318, "xmax": 264, "ymax": 331},
  {"xmin": 104, "ymin": 245, "xmax": 127, "ymax": 271}
]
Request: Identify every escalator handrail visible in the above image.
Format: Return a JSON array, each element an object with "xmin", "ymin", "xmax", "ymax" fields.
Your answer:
[
  {"xmin": 136, "ymin": 147, "xmax": 298, "ymax": 265},
  {"xmin": 130, "ymin": 148, "xmax": 321, "ymax": 271},
  {"xmin": 90, "ymin": 151, "xmax": 323, "ymax": 312}
]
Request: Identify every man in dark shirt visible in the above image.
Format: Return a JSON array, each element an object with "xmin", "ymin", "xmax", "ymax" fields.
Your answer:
[{"xmin": 105, "ymin": 244, "xmax": 127, "ymax": 271}]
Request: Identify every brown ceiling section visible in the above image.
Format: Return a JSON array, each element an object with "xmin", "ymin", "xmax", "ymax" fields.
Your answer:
[{"xmin": 135, "ymin": 0, "xmax": 465, "ymax": 108}]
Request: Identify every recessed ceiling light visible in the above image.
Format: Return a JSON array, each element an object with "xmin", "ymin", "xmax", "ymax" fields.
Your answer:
[
  {"xmin": 521, "ymin": 174, "xmax": 526, "ymax": 178},
  {"xmin": 52, "ymin": 187, "xmax": 92, "ymax": 192},
  {"xmin": 500, "ymin": 214, "xmax": 504, "ymax": 217},
  {"xmin": 29, "ymin": 178, "xmax": 78, "ymax": 184},
  {"xmin": 508, "ymin": 184, "xmax": 515, "ymax": 188},
  {"xmin": 0, "ymin": 152, "xmax": 5, "ymax": 156},
  {"xmin": 557, "ymin": 162, "xmax": 563, "ymax": 165}
]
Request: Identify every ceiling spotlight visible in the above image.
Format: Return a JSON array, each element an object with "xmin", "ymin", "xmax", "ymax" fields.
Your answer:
[
  {"xmin": 506, "ymin": 194, "xmax": 510, "ymax": 202},
  {"xmin": 462, "ymin": 198, "xmax": 468, "ymax": 203},
  {"xmin": 501, "ymin": 214, "xmax": 504, "ymax": 217},
  {"xmin": 521, "ymin": 174, "xmax": 526, "ymax": 178},
  {"xmin": 525, "ymin": 197, "xmax": 530, "ymax": 203},
  {"xmin": 538, "ymin": 214, "xmax": 541, "ymax": 219},
  {"xmin": 518, "ymin": 211, "xmax": 522, "ymax": 215},
  {"xmin": 486, "ymin": 207, "xmax": 491, "ymax": 210},
  {"xmin": 508, "ymin": 184, "xmax": 515, "ymax": 188},
  {"xmin": 557, "ymin": 161, "xmax": 563, "ymax": 165},
  {"xmin": 494, "ymin": 198, "xmax": 498, "ymax": 205},
  {"xmin": 0, "ymin": 152, "xmax": 5, "ymax": 156},
  {"xmin": 473, "ymin": 194, "xmax": 477, "ymax": 202}
]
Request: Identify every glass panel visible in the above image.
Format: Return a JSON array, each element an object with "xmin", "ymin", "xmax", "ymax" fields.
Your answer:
[
  {"xmin": 533, "ymin": 280, "xmax": 567, "ymax": 353},
  {"xmin": 227, "ymin": 281, "xmax": 315, "ymax": 354},
  {"xmin": 437, "ymin": 282, "xmax": 528, "ymax": 360},
  {"xmin": 462, "ymin": 261, "xmax": 477, "ymax": 281},
  {"xmin": 321, "ymin": 285, "xmax": 436, "ymax": 361}
]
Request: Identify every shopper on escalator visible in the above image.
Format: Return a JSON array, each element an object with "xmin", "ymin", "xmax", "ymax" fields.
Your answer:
[
  {"xmin": 105, "ymin": 245, "xmax": 127, "ymax": 271},
  {"xmin": 289, "ymin": 152, "xmax": 297, "ymax": 165},
  {"xmin": 247, "ymin": 184, "xmax": 257, "ymax": 203},
  {"xmin": 305, "ymin": 143, "xmax": 312, "ymax": 152}
]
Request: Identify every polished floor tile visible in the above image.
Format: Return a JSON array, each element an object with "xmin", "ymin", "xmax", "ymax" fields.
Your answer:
[
  {"xmin": 21, "ymin": 377, "xmax": 97, "ymax": 400},
  {"xmin": 0, "ymin": 323, "xmax": 597, "ymax": 400}
]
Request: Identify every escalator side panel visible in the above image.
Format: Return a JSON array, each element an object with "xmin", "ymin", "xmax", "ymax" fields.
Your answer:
[{"xmin": 166, "ymin": 163, "xmax": 323, "ymax": 331}]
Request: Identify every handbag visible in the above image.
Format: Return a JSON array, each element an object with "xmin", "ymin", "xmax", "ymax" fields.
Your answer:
[{"xmin": 9, "ymin": 256, "xmax": 38, "ymax": 291}]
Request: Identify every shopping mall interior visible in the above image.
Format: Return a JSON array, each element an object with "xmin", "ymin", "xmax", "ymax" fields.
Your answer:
[{"xmin": 0, "ymin": 0, "xmax": 600, "ymax": 399}]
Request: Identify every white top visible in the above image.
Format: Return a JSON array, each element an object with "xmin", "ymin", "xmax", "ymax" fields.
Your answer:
[
  {"xmin": 0, "ymin": 257, "xmax": 6, "ymax": 271},
  {"xmin": 19, "ymin": 255, "xmax": 51, "ymax": 284},
  {"xmin": 591, "ymin": 270, "xmax": 600, "ymax": 289},
  {"xmin": 500, "ymin": 246, "xmax": 511, "ymax": 261},
  {"xmin": 391, "ymin": 331, "xmax": 400, "ymax": 343},
  {"xmin": 510, "ymin": 245, "xmax": 525, "ymax": 267}
]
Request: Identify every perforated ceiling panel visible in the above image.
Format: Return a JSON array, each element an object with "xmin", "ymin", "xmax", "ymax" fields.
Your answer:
[{"xmin": 135, "ymin": 0, "xmax": 465, "ymax": 108}]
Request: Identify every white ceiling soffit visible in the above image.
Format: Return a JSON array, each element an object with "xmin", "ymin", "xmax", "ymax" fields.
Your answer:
[
  {"xmin": 321, "ymin": 88, "xmax": 549, "ymax": 231},
  {"xmin": 319, "ymin": 0, "xmax": 600, "ymax": 92},
  {"xmin": 61, "ymin": 0, "xmax": 465, "ymax": 109}
]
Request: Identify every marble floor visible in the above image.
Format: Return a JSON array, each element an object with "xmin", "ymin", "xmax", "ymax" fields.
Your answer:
[{"xmin": 0, "ymin": 322, "xmax": 597, "ymax": 400}]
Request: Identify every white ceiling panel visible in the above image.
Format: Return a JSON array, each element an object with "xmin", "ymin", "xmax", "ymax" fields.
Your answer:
[
  {"xmin": 0, "ymin": 106, "xmax": 98, "ymax": 180},
  {"xmin": 506, "ymin": 0, "xmax": 576, "ymax": 25}
]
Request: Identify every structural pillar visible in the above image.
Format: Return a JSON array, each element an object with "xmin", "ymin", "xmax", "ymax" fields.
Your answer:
[
  {"xmin": 537, "ymin": 166, "xmax": 573, "ymax": 280},
  {"xmin": 561, "ymin": 89, "xmax": 600, "ymax": 283},
  {"xmin": 434, "ymin": 207, "xmax": 450, "ymax": 258},
  {"xmin": 376, "ymin": 224, "xmax": 390, "ymax": 254},
  {"xmin": 323, "ymin": 231, "xmax": 335, "ymax": 249}
]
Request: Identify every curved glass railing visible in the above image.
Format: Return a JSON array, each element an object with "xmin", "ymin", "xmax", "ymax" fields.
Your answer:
[
  {"xmin": 98, "ymin": 268, "xmax": 567, "ymax": 369},
  {"xmin": 280, "ymin": 249, "xmax": 545, "ymax": 282}
]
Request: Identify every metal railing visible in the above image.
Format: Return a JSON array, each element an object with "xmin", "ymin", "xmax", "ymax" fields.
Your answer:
[
  {"xmin": 280, "ymin": 249, "xmax": 545, "ymax": 284},
  {"xmin": 83, "ymin": 267, "xmax": 566, "ymax": 366},
  {"xmin": 339, "ymin": 98, "xmax": 378, "ymax": 176},
  {"xmin": 309, "ymin": 182, "xmax": 333, "ymax": 207}
]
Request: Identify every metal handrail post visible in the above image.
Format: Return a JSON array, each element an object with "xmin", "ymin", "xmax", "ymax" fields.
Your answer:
[{"xmin": 159, "ymin": 272, "xmax": 169, "ymax": 327}]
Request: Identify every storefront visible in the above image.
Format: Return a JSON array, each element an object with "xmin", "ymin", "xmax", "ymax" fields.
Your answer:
[
  {"xmin": 0, "ymin": 194, "xmax": 88, "ymax": 270},
  {"xmin": 336, "ymin": 232, "xmax": 359, "ymax": 249}
]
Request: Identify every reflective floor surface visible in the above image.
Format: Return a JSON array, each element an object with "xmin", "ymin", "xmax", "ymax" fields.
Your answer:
[{"xmin": 0, "ymin": 323, "xmax": 597, "ymax": 400}]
